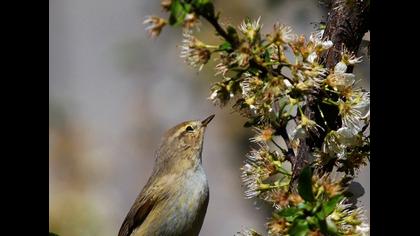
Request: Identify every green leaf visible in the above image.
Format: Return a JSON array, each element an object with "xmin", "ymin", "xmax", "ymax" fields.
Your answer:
[
  {"xmin": 218, "ymin": 41, "xmax": 232, "ymax": 51},
  {"xmin": 327, "ymin": 219, "xmax": 339, "ymax": 235},
  {"xmin": 288, "ymin": 220, "xmax": 309, "ymax": 236},
  {"xmin": 297, "ymin": 202, "xmax": 311, "ymax": 210},
  {"xmin": 306, "ymin": 216, "xmax": 320, "ymax": 228},
  {"xmin": 277, "ymin": 96, "xmax": 288, "ymax": 115},
  {"xmin": 192, "ymin": 0, "xmax": 211, "ymax": 7},
  {"xmin": 323, "ymin": 195, "xmax": 344, "ymax": 216},
  {"xmin": 279, "ymin": 207, "xmax": 300, "ymax": 217},
  {"xmin": 263, "ymin": 49, "xmax": 270, "ymax": 62},
  {"xmin": 183, "ymin": 3, "xmax": 192, "ymax": 12},
  {"xmin": 278, "ymin": 207, "xmax": 304, "ymax": 222},
  {"xmin": 320, "ymin": 217, "xmax": 339, "ymax": 235},
  {"xmin": 248, "ymin": 67, "xmax": 260, "ymax": 75},
  {"xmin": 169, "ymin": 0, "xmax": 187, "ymax": 26},
  {"xmin": 226, "ymin": 25, "xmax": 239, "ymax": 44},
  {"xmin": 193, "ymin": 0, "xmax": 214, "ymax": 17},
  {"xmin": 311, "ymin": 201, "xmax": 322, "ymax": 214},
  {"xmin": 298, "ymin": 166, "xmax": 315, "ymax": 202},
  {"xmin": 49, "ymin": 233, "xmax": 59, "ymax": 236},
  {"xmin": 316, "ymin": 195, "xmax": 344, "ymax": 220}
]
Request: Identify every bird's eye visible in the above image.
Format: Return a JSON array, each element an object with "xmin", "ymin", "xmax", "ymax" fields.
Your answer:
[{"xmin": 185, "ymin": 126, "xmax": 194, "ymax": 132}]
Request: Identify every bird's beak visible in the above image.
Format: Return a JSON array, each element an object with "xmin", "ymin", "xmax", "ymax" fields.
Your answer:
[{"xmin": 201, "ymin": 114, "xmax": 215, "ymax": 127}]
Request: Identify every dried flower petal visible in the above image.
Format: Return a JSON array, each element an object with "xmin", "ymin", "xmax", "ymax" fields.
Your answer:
[
  {"xmin": 180, "ymin": 31, "xmax": 211, "ymax": 70},
  {"xmin": 143, "ymin": 16, "xmax": 167, "ymax": 38}
]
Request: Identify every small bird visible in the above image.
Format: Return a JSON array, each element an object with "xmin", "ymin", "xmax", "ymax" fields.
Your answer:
[{"xmin": 118, "ymin": 114, "xmax": 215, "ymax": 236}]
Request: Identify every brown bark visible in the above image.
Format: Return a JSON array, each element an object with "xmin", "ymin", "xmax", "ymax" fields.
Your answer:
[
  {"xmin": 289, "ymin": 0, "xmax": 370, "ymax": 192},
  {"xmin": 321, "ymin": 0, "xmax": 370, "ymax": 71}
]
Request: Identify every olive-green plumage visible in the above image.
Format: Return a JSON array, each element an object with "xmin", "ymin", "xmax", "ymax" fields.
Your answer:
[{"xmin": 118, "ymin": 115, "xmax": 215, "ymax": 236}]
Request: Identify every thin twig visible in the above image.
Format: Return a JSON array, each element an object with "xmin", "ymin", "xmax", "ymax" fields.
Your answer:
[
  {"xmin": 277, "ymin": 127, "xmax": 295, "ymax": 163},
  {"xmin": 198, "ymin": 12, "xmax": 268, "ymax": 75}
]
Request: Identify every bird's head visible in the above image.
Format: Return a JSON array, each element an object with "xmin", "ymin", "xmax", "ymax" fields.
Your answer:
[{"xmin": 154, "ymin": 114, "xmax": 215, "ymax": 171}]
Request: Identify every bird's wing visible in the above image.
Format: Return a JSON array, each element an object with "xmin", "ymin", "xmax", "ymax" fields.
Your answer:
[
  {"xmin": 118, "ymin": 193, "xmax": 156, "ymax": 236},
  {"xmin": 118, "ymin": 173, "xmax": 172, "ymax": 236}
]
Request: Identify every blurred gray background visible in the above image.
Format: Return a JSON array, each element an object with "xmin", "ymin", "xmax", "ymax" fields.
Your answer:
[{"xmin": 49, "ymin": 0, "xmax": 369, "ymax": 235}]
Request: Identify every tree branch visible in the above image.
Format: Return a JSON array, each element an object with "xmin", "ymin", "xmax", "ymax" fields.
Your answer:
[
  {"xmin": 200, "ymin": 13, "xmax": 234, "ymax": 46},
  {"xmin": 320, "ymin": 0, "xmax": 370, "ymax": 71},
  {"xmin": 288, "ymin": 0, "xmax": 370, "ymax": 192},
  {"xmin": 277, "ymin": 126, "xmax": 295, "ymax": 163},
  {"xmin": 199, "ymin": 12, "xmax": 269, "ymax": 75}
]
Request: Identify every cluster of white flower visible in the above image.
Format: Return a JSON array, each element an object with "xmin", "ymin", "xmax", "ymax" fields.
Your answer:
[{"xmin": 146, "ymin": 2, "xmax": 370, "ymax": 234}]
